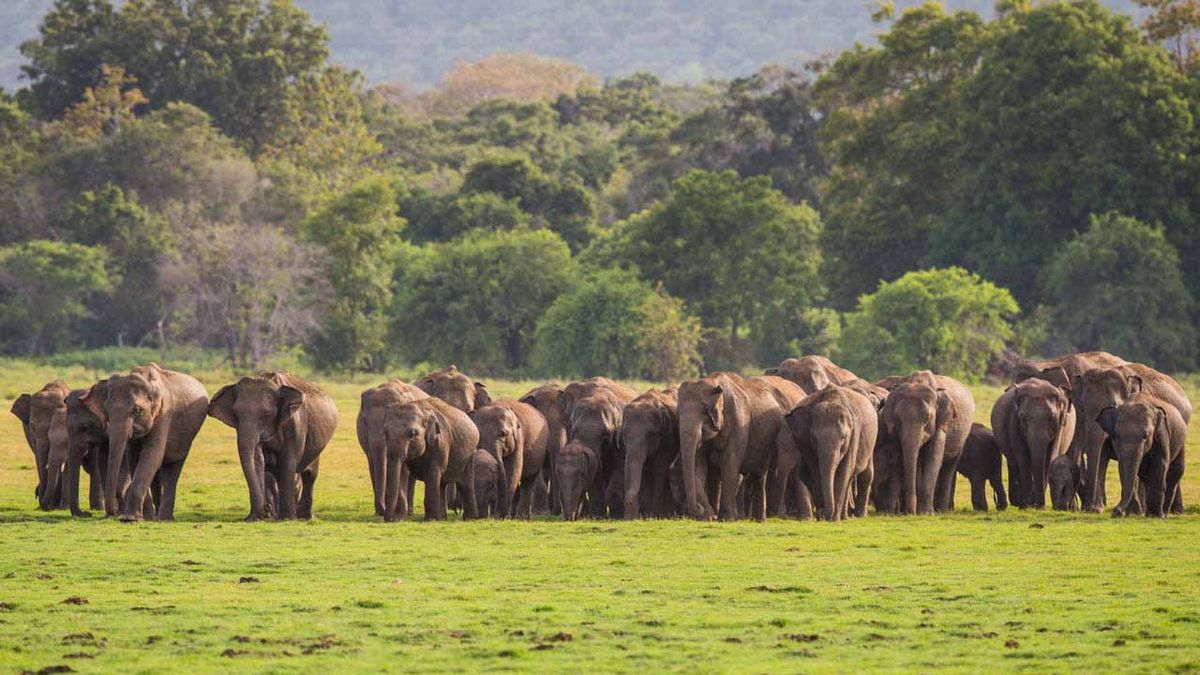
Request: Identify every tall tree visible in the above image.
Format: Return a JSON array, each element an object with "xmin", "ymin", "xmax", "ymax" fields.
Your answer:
[{"xmin": 0, "ymin": 239, "xmax": 111, "ymax": 355}]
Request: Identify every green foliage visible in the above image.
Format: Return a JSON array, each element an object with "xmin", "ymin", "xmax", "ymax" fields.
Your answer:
[
  {"xmin": 0, "ymin": 239, "xmax": 111, "ymax": 354},
  {"xmin": 461, "ymin": 154, "xmax": 595, "ymax": 250},
  {"xmin": 533, "ymin": 268, "xmax": 701, "ymax": 380},
  {"xmin": 393, "ymin": 229, "xmax": 575, "ymax": 372},
  {"xmin": 597, "ymin": 169, "xmax": 823, "ymax": 367},
  {"xmin": 303, "ymin": 178, "xmax": 404, "ymax": 371},
  {"xmin": 400, "ymin": 190, "xmax": 531, "ymax": 244},
  {"xmin": 838, "ymin": 267, "xmax": 1019, "ymax": 381},
  {"xmin": 1045, "ymin": 213, "xmax": 1196, "ymax": 370}
]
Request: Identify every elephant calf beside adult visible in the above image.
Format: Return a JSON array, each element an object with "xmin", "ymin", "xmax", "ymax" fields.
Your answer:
[
  {"xmin": 209, "ymin": 373, "xmax": 338, "ymax": 521},
  {"xmin": 11, "ymin": 380, "xmax": 72, "ymax": 509},
  {"xmin": 991, "ymin": 375, "xmax": 1075, "ymax": 509},
  {"xmin": 1097, "ymin": 393, "xmax": 1187, "ymax": 518},
  {"xmin": 358, "ymin": 379, "xmax": 429, "ymax": 519},
  {"xmin": 557, "ymin": 383, "xmax": 637, "ymax": 520},
  {"xmin": 621, "ymin": 388, "xmax": 679, "ymax": 519},
  {"xmin": 471, "ymin": 399, "xmax": 548, "ymax": 519},
  {"xmin": 785, "ymin": 384, "xmax": 877, "ymax": 521}
]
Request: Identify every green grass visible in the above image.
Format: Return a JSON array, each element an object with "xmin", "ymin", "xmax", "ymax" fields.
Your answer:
[{"xmin": 1, "ymin": 363, "xmax": 1199, "ymax": 672}]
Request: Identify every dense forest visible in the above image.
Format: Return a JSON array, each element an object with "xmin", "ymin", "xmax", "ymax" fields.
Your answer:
[{"xmin": 0, "ymin": 0, "xmax": 1196, "ymax": 382}]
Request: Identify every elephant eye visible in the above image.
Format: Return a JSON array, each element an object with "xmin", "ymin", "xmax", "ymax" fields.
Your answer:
[{"xmin": 407, "ymin": 429, "xmax": 419, "ymax": 439}]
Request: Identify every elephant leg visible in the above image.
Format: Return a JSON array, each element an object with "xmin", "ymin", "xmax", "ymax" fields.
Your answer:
[
  {"xmin": 424, "ymin": 468, "xmax": 446, "ymax": 521},
  {"xmin": 1145, "ymin": 458, "xmax": 1168, "ymax": 518},
  {"xmin": 383, "ymin": 452, "xmax": 404, "ymax": 521},
  {"xmin": 121, "ymin": 438, "xmax": 164, "ymax": 522},
  {"xmin": 934, "ymin": 455, "xmax": 960, "ymax": 512},
  {"xmin": 155, "ymin": 460, "xmax": 185, "ymax": 521},
  {"xmin": 717, "ymin": 458, "xmax": 743, "ymax": 522},
  {"xmin": 516, "ymin": 475, "xmax": 536, "ymax": 520},
  {"xmin": 276, "ymin": 454, "xmax": 300, "ymax": 520},
  {"xmin": 853, "ymin": 463, "xmax": 872, "ymax": 518},
  {"xmin": 970, "ymin": 478, "xmax": 988, "ymax": 511},
  {"xmin": 1166, "ymin": 456, "xmax": 1184, "ymax": 516},
  {"xmin": 298, "ymin": 463, "xmax": 318, "ymax": 520},
  {"xmin": 748, "ymin": 474, "xmax": 766, "ymax": 523},
  {"xmin": 917, "ymin": 445, "xmax": 943, "ymax": 516},
  {"xmin": 87, "ymin": 457, "xmax": 102, "ymax": 511},
  {"xmin": 404, "ymin": 469, "xmax": 416, "ymax": 518}
]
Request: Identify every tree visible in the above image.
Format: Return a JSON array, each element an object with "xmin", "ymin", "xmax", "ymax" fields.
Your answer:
[
  {"xmin": 393, "ymin": 229, "xmax": 575, "ymax": 371},
  {"xmin": 303, "ymin": 178, "xmax": 404, "ymax": 371},
  {"xmin": 0, "ymin": 239, "xmax": 111, "ymax": 355},
  {"xmin": 399, "ymin": 190, "xmax": 530, "ymax": 244},
  {"xmin": 1044, "ymin": 213, "xmax": 1196, "ymax": 371},
  {"xmin": 404, "ymin": 53, "xmax": 599, "ymax": 118},
  {"xmin": 461, "ymin": 153, "xmax": 595, "ymax": 249},
  {"xmin": 1137, "ymin": 0, "xmax": 1200, "ymax": 71},
  {"xmin": 597, "ymin": 169, "xmax": 823, "ymax": 367},
  {"xmin": 837, "ymin": 267, "xmax": 1019, "ymax": 382},
  {"xmin": 533, "ymin": 268, "xmax": 701, "ymax": 380}
]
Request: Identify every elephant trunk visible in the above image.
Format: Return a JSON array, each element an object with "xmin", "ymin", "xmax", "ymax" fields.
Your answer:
[
  {"xmin": 1081, "ymin": 423, "xmax": 1108, "ymax": 513},
  {"xmin": 817, "ymin": 446, "xmax": 839, "ymax": 521},
  {"xmin": 623, "ymin": 435, "xmax": 647, "ymax": 520},
  {"xmin": 1024, "ymin": 426, "xmax": 1056, "ymax": 509},
  {"xmin": 236, "ymin": 428, "xmax": 268, "ymax": 520},
  {"xmin": 105, "ymin": 419, "xmax": 132, "ymax": 517},
  {"xmin": 493, "ymin": 446, "xmax": 510, "ymax": 519},
  {"xmin": 381, "ymin": 425, "xmax": 408, "ymax": 521},
  {"xmin": 39, "ymin": 441, "xmax": 61, "ymax": 512},
  {"xmin": 900, "ymin": 424, "xmax": 923, "ymax": 515},
  {"xmin": 1112, "ymin": 443, "xmax": 1144, "ymax": 517}
]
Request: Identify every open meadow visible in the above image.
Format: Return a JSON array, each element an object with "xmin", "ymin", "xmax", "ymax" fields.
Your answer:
[{"xmin": 1, "ymin": 362, "xmax": 1199, "ymax": 672}]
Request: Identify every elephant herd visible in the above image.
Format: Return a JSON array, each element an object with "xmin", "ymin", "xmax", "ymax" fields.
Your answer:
[{"xmin": 8, "ymin": 352, "xmax": 1191, "ymax": 522}]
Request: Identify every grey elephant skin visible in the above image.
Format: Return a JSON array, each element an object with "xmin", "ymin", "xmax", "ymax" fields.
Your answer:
[
  {"xmin": 786, "ymin": 384, "xmax": 878, "ymax": 521},
  {"xmin": 11, "ymin": 381, "xmax": 72, "ymax": 509},
  {"xmin": 209, "ymin": 372, "xmax": 338, "ymax": 521},
  {"xmin": 358, "ymin": 379, "xmax": 428, "ymax": 518},
  {"xmin": 520, "ymin": 383, "xmax": 568, "ymax": 514},
  {"xmin": 558, "ymin": 381, "xmax": 638, "ymax": 519},
  {"xmin": 1096, "ymin": 392, "xmax": 1187, "ymax": 518},
  {"xmin": 472, "ymin": 399, "xmax": 548, "ymax": 518},
  {"xmin": 991, "ymin": 376, "xmax": 1075, "ymax": 509},
  {"xmin": 373, "ymin": 397, "xmax": 479, "ymax": 520},
  {"xmin": 677, "ymin": 372, "xmax": 805, "ymax": 522},
  {"xmin": 955, "ymin": 423, "xmax": 1007, "ymax": 512},
  {"xmin": 877, "ymin": 371, "xmax": 975, "ymax": 515},
  {"xmin": 621, "ymin": 387, "xmax": 679, "ymax": 519},
  {"xmin": 415, "ymin": 365, "xmax": 491, "ymax": 413},
  {"xmin": 79, "ymin": 364, "xmax": 208, "ymax": 521},
  {"xmin": 766, "ymin": 356, "xmax": 858, "ymax": 394}
]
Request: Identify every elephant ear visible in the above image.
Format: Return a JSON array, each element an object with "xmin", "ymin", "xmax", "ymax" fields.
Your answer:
[
  {"xmin": 77, "ymin": 388, "xmax": 107, "ymax": 426},
  {"xmin": 1071, "ymin": 375, "xmax": 1085, "ymax": 409},
  {"xmin": 1154, "ymin": 406, "xmax": 1171, "ymax": 455},
  {"xmin": 424, "ymin": 415, "xmax": 443, "ymax": 448},
  {"xmin": 208, "ymin": 384, "xmax": 239, "ymax": 428},
  {"xmin": 1126, "ymin": 374, "xmax": 1144, "ymax": 396},
  {"xmin": 473, "ymin": 382, "xmax": 492, "ymax": 408},
  {"xmin": 935, "ymin": 391, "xmax": 957, "ymax": 434},
  {"xmin": 276, "ymin": 385, "xmax": 304, "ymax": 430},
  {"xmin": 1096, "ymin": 406, "xmax": 1119, "ymax": 439},
  {"xmin": 10, "ymin": 394, "xmax": 31, "ymax": 425},
  {"xmin": 785, "ymin": 405, "xmax": 813, "ymax": 453}
]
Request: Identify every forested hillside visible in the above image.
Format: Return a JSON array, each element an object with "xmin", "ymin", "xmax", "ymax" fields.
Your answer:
[
  {"xmin": 0, "ymin": 0, "xmax": 1195, "ymax": 383},
  {"xmin": 0, "ymin": 1, "xmax": 1143, "ymax": 89}
]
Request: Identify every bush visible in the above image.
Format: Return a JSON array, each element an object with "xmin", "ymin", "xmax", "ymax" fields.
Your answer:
[
  {"xmin": 1044, "ymin": 213, "xmax": 1196, "ymax": 371},
  {"xmin": 837, "ymin": 267, "xmax": 1019, "ymax": 381},
  {"xmin": 533, "ymin": 268, "xmax": 701, "ymax": 380}
]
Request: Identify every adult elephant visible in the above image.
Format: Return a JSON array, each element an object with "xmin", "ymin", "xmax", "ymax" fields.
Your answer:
[
  {"xmin": 766, "ymin": 356, "xmax": 858, "ymax": 394},
  {"xmin": 785, "ymin": 384, "xmax": 877, "ymax": 521},
  {"xmin": 415, "ymin": 365, "xmax": 491, "ymax": 413},
  {"xmin": 520, "ymin": 384, "xmax": 567, "ymax": 514},
  {"xmin": 358, "ymin": 379, "xmax": 429, "ymax": 518},
  {"xmin": 374, "ymin": 397, "xmax": 479, "ymax": 521},
  {"xmin": 11, "ymin": 381, "xmax": 72, "ymax": 508},
  {"xmin": 80, "ymin": 363, "xmax": 209, "ymax": 521},
  {"xmin": 1097, "ymin": 393, "xmax": 1187, "ymax": 518},
  {"xmin": 621, "ymin": 388, "xmax": 678, "ymax": 519},
  {"xmin": 561, "ymin": 385, "xmax": 637, "ymax": 519},
  {"xmin": 677, "ymin": 373, "xmax": 805, "ymax": 522},
  {"xmin": 471, "ymin": 400, "xmax": 548, "ymax": 518},
  {"xmin": 62, "ymin": 382, "xmax": 110, "ymax": 517},
  {"xmin": 878, "ymin": 371, "xmax": 975, "ymax": 515},
  {"xmin": 1073, "ymin": 363, "xmax": 1191, "ymax": 512},
  {"xmin": 1012, "ymin": 351, "xmax": 1126, "ymax": 385},
  {"xmin": 208, "ymin": 373, "xmax": 338, "ymax": 521},
  {"xmin": 991, "ymin": 377, "xmax": 1075, "ymax": 509}
]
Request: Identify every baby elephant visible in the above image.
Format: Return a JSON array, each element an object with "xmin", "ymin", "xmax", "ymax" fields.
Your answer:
[
  {"xmin": 955, "ymin": 424, "xmax": 1007, "ymax": 512},
  {"xmin": 556, "ymin": 440, "xmax": 598, "ymax": 521},
  {"xmin": 472, "ymin": 449, "xmax": 501, "ymax": 517},
  {"xmin": 1048, "ymin": 454, "xmax": 1081, "ymax": 511}
]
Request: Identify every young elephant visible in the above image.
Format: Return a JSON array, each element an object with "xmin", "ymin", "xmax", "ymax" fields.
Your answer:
[
  {"xmin": 415, "ymin": 365, "xmax": 491, "ymax": 413},
  {"xmin": 991, "ymin": 377, "xmax": 1075, "ymax": 509},
  {"xmin": 1096, "ymin": 393, "xmax": 1187, "ymax": 518},
  {"xmin": 871, "ymin": 437, "xmax": 903, "ymax": 514},
  {"xmin": 621, "ymin": 388, "xmax": 679, "ymax": 519},
  {"xmin": 556, "ymin": 440, "xmax": 599, "ymax": 521},
  {"xmin": 564, "ymin": 385, "xmax": 638, "ymax": 519},
  {"xmin": 472, "ymin": 449, "xmax": 502, "ymax": 517},
  {"xmin": 766, "ymin": 356, "xmax": 858, "ymax": 394},
  {"xmin": 62, "ymin": 382, "xmax": 111, "ymax": 517},
  {"xmin": 471, "ymin": 400, "xmax": 549, "ymax": 519},
  {"xmin": 209, "ymin": 373, "xmax": 339, "ymax": 521},
  {"xmin": 80, "ymin": 363, "xmax": 209, "ymax": 521},
  {"xmin": 520, "ymin": 384, "xmax": 567, "ymax": 514},
  {"xmin": 11, "ymin": 381, "xmax": 72, "ymax": 508},
  {"xmin": 358, "ymin": 380, "xmax": 429, "ymax": 518},
  {"xmin": 376, "ymin": 397, "xmax": 479, "ymax": 521},
  {"xmin": 955, "ymin": 424, "xmax": 1007, "ymax": 512},
  {"xmin": 1048, "ymin": 454, "xmax": 1081, "ymax": 511},
  {"xmin": 785, "ymin": 384, "xmax": 878, "ymax": 521}
]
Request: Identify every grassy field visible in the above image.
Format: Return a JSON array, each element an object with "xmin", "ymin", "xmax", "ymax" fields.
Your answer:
[{"xmin": 1, "ymin": 362, "xmax": 1199, "ymax": 672}]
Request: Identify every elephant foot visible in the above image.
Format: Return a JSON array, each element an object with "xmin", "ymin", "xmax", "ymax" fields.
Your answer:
[
  {"xmin": 244, "ymin": 512, "xmax": 268, "ymax": 522},
  {"xmin": 71, "ymin": 510, "xmax": 93, "ymax": 518},
  {"xmin": 118, "ymin": 512, "xmax": 143, "ymax": 523},
  {"xmin": 1111, "ymin": 507, "xmax": 1125, "ymax": 518}
]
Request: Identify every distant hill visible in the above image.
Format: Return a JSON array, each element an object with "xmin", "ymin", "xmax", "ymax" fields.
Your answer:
[{"xmin": 1, "ymin": 0, "xmax": 1145, "ymax": 91}]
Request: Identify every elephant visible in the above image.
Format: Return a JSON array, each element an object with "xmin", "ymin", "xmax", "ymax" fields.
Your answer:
[
  {"xmin": 1097, "ymin": 393, "xmax": 1187, "ymax": 518},
  {"xmin": 1072, "ymin": 363, "xmax": 1190, "ymax": 512},
  {"xmin": 955, "ymin": 423, "xmax": 1007, "ymax": 512},
  {"xmin": 1048, "ymin": 454, "xmax": 1081, "ymax": 511},
  {"xmin": 677, "ymin": 372, "xmax": 805, "ymax": 522},
  {"xmin": 472, "ymin": 449, "xmax": 501, "ymax": 517},
  {"xmin": 878, "ymin": 371, "xmax": 975, "ymax": 515},
  {"xmin": 11, "ymin": 380, "xmax": 72, "ymax": 508},
  {"xmin": 1012, "ymin": 351, "xmax": 1126, "ymax": 386},
  {"xmin": 555, "ymin": 440, "xmax": 598, "ymax": 521},
  {"xmin": 62, "ymin": 382, "xmax": 111, "ymax": 517},
  {"xmin": 520, "ymin": 384, "xmax": 567, "ymax": 514},
  {"xmin": 991, "ymin": 377, "xmax": 1075, "ymax": 509},
  {"xmin": 563, "ymin": 386, "xmax": 637, "ymax": 519},
  {"xmin": 358, "ymin": 379, "xmax": 429, "ymax": 518},
  {"xmin": 471, "ymin": 399, "xmax": 549, "ymax": 519},
  {"xmin": 373, "ymin": 397, "xmax": 479, "ymax": 521},
  {"xmin": 415, "ymin": 365, "xmax": 491, "ymax": 413},
  {"xmin": 208, "ymin": 373, "xmax": 339, "ymax": 521},
  {"xmin": 766, "ymin": 356, "xmax": 858, "ymax": 394},
  {"xmin": 621, "ymin": 388, "xmax": 679, "ymax": 519},
  {"xmin": 871, "ymin": 437, "xmax": 903, "ymax": 514},
  {"xmin": 79, "ymin": 363, "xmax": 209, "ymax": 521},
  {"xmin": 785, "ymin": 384, "xmax": 877, "ymax": 521}
]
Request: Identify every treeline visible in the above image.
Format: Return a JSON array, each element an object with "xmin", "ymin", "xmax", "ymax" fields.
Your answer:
[{"xmin": 0, "ymin": 0, "xmax": 1196, "ymax": 381}]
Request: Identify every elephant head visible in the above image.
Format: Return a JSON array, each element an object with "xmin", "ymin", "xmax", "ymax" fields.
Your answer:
[
  {"xmin": 1006, "ymin": 378, "xmax": 1073, "ymax": 508},
  {"xmin": 676, "ymin": 376, "xmax": 728, "ymax": 520},
  {"xmin": 1096, "ymin": 398, "xmax": 1170, "ymax": 517},
  {"xmin": 767, "ymin": 357, "xmax": 833, "ymax": 394},
  {"xmin": 1048, "ymin": 454, "xmax": 1080, "ymax": 511},
  {"xmin": 1073, "ymin": 367, "xmax": 1143, "ymax": 511},
  {"xmin": 472, "ymin": 449, "xmax": 501, "ymax": 517},
  {"xmin": 208, "ymin": 374, "xmax": 306, "ymax": 520},
  {"xmin": 786, "ymin": 388, "xmax": 861, "ymax": 521},
  {"xmin": 83, "ymin": 366, "xmax": 166, "ymax": 516},
  {"xmin": 471, "ymin": 403, "xmax": 524, "ymax": 516},
  {"xmin": 880, "ymin": 374, "xmax": 956, "ymax": 515},
  {"xmin": 359, "ymin": 380, "xmax": 427, "ymax": 517},
  {"xmin": 620, "ymin": 391, "xmax": 676, "ymax": 519},
  {"xmin": 16, "ymin": 381, "xmax": 73, "ymax": 509},
  {"xmin": 416, "ymin": 365, "xmax": 490, "ymax": 413},
  {"xmin": 377, "ymin": 400, "xmax": 444, "ymax": 521},
  {"xmin": 555, "ymin": 440, "xmax": 597, "ymax": 521}
]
